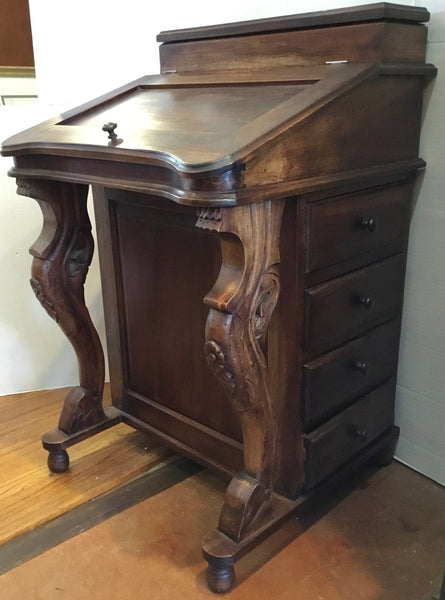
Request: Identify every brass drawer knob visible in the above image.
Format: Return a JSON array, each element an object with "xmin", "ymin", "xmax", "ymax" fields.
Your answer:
[
  {"xmin": 351, "ymin": 427, "xmax": 368, "ymax": 442},
  {"xmin": 360, "ymin": 217, "xmax": 377, "ymax": 232},
  {"xmin": 359, "ymin": 296, "xmax": 375, "ymax": 310},
  {"xmin": 352, "ymin": 360, "xmax": 369, "ymax": 374}
]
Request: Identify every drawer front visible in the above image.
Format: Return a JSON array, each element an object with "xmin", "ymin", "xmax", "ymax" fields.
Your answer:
[
  {"xmin": 304, "ymin": 378, "xmax": 395, "ymax": 489},
  {"xmin": 303, "ymin": 320, "xmax": 400, "ymax": 429},
  {"xmin": 304, "ymin": 254, "xmax": 405, "ymax": 354},
  {"xmin": 306, "ymin": 183, "xmax": 411, "ymax": 273}
]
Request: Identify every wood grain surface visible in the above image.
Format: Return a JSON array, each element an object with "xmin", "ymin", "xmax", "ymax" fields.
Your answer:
[{"xmin": 0, "ymin": 385, "xmax": 174, "ymax": 546}]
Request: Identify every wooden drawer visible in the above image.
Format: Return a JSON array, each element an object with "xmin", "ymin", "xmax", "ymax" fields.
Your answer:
[
  {"xmin": 304, "ymin": 378, "xmax": 395, "ymax": 489},
  {"xmin": 306, "ymin": 183, "xmax": 411, "ymax": 273},
  {"xmin": 302, "ymin": 320, "xmax": 400, "ymax": 430},
  {"xmin": 304, "ymin": 254, "xmax": 405, "ymax": 354}
]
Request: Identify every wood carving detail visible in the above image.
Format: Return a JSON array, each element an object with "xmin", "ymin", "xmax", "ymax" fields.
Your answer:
[
  {"xmin": 16, "ymin": 177, "xmax": 33, "ymax": 198},
  {"xmin": 30, "ymin": 276, "xmax": 58, "ymax": 321},
  {"xmin": 196, "ymin": 207, "xmax": 223, "ymax": 231},
  {"xmin": 67, "ymin": 239, "xmax": 92, "ymax": 280},
  {"xmin": 18, "ymin": 178, "xmax": 106, "ymax": 435},
  {"xmin": 254, "ymin": 267, "xmax": 280, "ymax": 341},
  {"xmin": 204, "ymin": 339, "xmax": 236, "ymax": 393},
  {"xmin": 200, "ymin": 199, "xmax": 285, "ymax": 542}
]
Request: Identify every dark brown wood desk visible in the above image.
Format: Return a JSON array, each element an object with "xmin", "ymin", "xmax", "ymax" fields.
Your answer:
[{"xmin": 1, "ymin": 4, "xmax": 436, "ymax": 593}]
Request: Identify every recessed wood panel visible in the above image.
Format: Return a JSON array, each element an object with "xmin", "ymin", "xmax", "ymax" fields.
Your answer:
[{"xmin": 114, "ymin": 200, "xmax": 241, "ymax": 442}]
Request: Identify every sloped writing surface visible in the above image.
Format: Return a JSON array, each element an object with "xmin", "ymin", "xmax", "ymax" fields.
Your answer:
[
  {"xmin": 57, "ymin": 84, "xmax": 311, "ymax": 167},
  {"xmin": 61, "ymin": 85, "xmax": 308, "ymax": 129},
  {"xmin": 1, "ymin": 64, "xmax": 374, "ymax": 179}
]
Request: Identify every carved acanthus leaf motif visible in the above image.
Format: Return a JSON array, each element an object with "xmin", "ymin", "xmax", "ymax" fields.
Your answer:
[
  {"xmin": 196, "ymin": 207, "xmax": 223, "ymax": 231},
  {"xmin": 30, "ymin": 277, "xmax": 59, "ymax": 322},
  {"xmin": 16, "ymin": 177, "xmax": 33, "ymax": 199},
  {"xmin": 68, "ymin": 247, "xmax": 89, "ymax": 278},
  {"xmin": 253, "ymin": 267, "xmax": 280, "ymax": 340},
  {"xmin": 16, "ymin": 177, "xmax": 50, "ymax": 201},
  {"xmin": 204, "ymin": 340, "xmax": 236, "ymax": 393}
]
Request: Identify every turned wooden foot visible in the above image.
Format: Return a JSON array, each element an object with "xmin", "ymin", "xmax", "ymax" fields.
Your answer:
[
  {"xmin": 373, "ymin": 445, "xmax": 394, "ymax": 467},
  {"xmin": 42, "ymin": 405, "xmax": 122, "ymax": 472},
  {"xmin": 47, "ymin": 449, "xmax": 70, "ymax": 473},
  {"xmin": 206, "ymin": 558, "xmax": 236, "ymax": 594},
  {"xmin": 373, "ymin": 426, "xmax": 399, "ymax": 467}
]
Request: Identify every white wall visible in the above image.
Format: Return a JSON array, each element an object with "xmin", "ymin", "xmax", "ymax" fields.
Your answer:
[
  {"xmin": 28, "ymin": 0, "xmax": 380, "ymax": 107},
  {"xmin": 0, "ymin": 105, "xmax": 106, "ymax": 392},
  {"xmin": 1, "ymin": 1, "xmax": 444, "ymax": 485},
  {"xmin": 395, "ymin": 0, "xmax": 445, "ymax": 485}
]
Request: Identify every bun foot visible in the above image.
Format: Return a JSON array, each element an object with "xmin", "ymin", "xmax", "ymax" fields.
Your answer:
[
  {"xmin": 373, "ymin": 447, "xmax": 393, "ymax": 467},
  {"xmin": 47, "ymin": 449, "xmax": 70, "ymax": 473},
  {"xmin": 206, "ymin": 561, "xmax": 235, "ymax": 594},
  {"xmin": 373, "ymin": 426, "xmax": 399, "ymax": 467}
]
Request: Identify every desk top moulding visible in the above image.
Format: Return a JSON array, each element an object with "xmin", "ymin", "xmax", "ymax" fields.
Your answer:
[{"xmin": 1, "ymin": 3, "xmax": 436, "ymax": 594}]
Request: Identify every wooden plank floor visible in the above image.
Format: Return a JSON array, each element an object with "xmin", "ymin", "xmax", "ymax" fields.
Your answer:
[
  {"xmin": 1, "ymin": 388, "xmax": 444, "ymax": 598},
  {"xmin": 0, "ymin": 385, "xmax": 176, "ymax": 546},
  {"xmin": 1, "ymin": 462, "xmax": 444, "ymax": 599}
]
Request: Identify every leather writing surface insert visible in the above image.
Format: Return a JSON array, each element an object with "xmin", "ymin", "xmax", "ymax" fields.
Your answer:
[{"xmin": 59, "ymin": 84, "xmax": 309, "ymax": 166}]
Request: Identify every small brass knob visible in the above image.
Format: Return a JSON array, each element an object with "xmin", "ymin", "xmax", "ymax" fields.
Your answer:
[
  {"xmin": 351, "ymin": 427, "xmax": 368, "ymax": 442},
  {"xmin": 352, "ymin": 360, "xmax": 369, "ymax": 374},
  {"xmin": 102, "ymin": 122, "xmax": 118, "ymax": 140},
  {"xmin": 359, "ymin": 296, "xmax": 374, "ymax": 310},
  {"xmin": 360, "ymin": 217, "xmax": 377, "ymax": 232}
]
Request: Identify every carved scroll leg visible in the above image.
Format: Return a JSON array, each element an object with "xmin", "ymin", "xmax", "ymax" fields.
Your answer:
[
  {"xmin": 17, "ymin": 178, "xmax": 121, "ymax": 472},
  {"xmin": 197, "ymin": 200, "xmax": 285, "ymax": 592}
]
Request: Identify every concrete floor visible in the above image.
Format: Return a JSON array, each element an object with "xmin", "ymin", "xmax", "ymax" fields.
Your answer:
[{"xmin": 0, "ymin": 461, "xmax": 444, "ymax": 600}]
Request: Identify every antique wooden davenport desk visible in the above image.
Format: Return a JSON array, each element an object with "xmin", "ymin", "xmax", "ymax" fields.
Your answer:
[{"xmin": 1, "ymin": 3, "xmax": 436, "ymax": 593}]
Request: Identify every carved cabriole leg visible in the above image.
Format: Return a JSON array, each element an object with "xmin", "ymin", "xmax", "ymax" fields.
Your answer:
[
  {"xmin": 197, "ymin": 200, "xmax": 285, "ymax": 591},
  {"xmin": 17, "ymin": 178, "xmax": 120, "ymax": 472}
]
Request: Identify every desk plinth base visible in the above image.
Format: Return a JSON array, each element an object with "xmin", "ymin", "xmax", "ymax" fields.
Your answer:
[
  {"xmin": 202, "ymin": 425, "xmax": 399, "ymax": 593},
  {"xmin": 41, "ymin": 406, "xmax": 122, "ymax": 472},
  {"xmin": 42, "ymin": 399, "xmax": 398, "ymax": 594}
]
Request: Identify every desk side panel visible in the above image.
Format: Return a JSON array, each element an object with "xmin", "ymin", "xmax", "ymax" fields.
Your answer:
[
  {"xmin": 244, "ymin": 74, "xmax": 424, "ymax": 187},
  {"xmin": 93, "ymin": 188, "xmax": 304, "ymax": 497}
]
